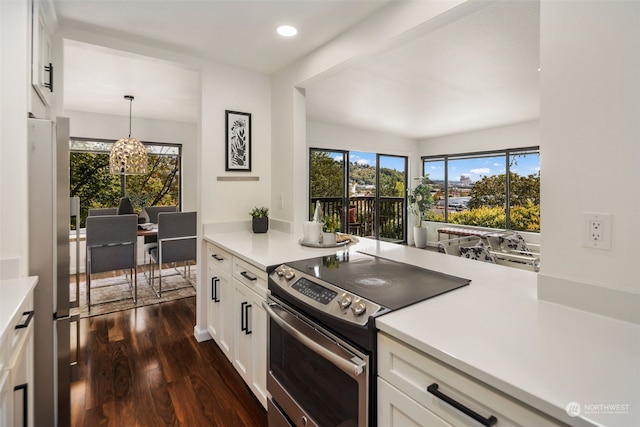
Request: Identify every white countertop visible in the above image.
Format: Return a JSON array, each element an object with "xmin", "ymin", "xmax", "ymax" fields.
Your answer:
[
  {"xmin": 0, "ymin": 276, "xmax": 38, "ymax": 340},
  {"xmin": 203, "ymin": 230, "xmax": 640, "ymax": 427}
]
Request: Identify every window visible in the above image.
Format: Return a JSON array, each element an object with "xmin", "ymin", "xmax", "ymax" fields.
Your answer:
[
  {"xmin": 70, "ymin": 138, "xmax": 182, "ymax": 228},
  {"xmin": 309, "ymin": 149, "xmax": 408, "ymax": 242},
  {"xmin": 422, "ymin": 147, "xmax": 540, "ymax": 232}
]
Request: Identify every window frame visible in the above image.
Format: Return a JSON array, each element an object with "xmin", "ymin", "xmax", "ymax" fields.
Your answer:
[{"xmin": 422, "ymin": 146, "xmax": 539, "ymax": 231}]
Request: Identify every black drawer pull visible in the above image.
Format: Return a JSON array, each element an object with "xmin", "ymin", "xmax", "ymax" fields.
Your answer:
[
  {"xmin": 245, "ymin": 304, "xmax": 252, "ymax": 335},
  {"xmin": 16, "ymin": 311, "xmax": 35, "ymax": 329},
  {"xmin": 427, "ymin": 383, "xmax": 497, "ymax": 426},
  {"xmin": 240, "ymin": 302, "xmax": 248, "ymax": 332},
  {"xmin": 240, "ymin": 271, "xmax": 257, "ymax": 281},
  {"xmin": 212, "ymin": 254, "xmax": 224, "ymax": 261},
  {"xmin": 14, "ymin": 383, "xmax": 28, "ymax": 427},
  {"xmin": 211, "ymin": 277, "xmax": 220, "ymax": 302},
  {"xmin": 44, "ymin": 62, "xmax": 53, "ymax": 92}
]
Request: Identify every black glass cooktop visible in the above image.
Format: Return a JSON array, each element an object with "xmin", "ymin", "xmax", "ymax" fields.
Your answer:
[{"xmin": 284, "ymin": 251, "xmax": 470, "ymax": 310}]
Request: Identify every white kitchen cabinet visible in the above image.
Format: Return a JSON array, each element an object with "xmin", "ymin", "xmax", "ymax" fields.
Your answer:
[
  {"xmin": 0, "ymin": 281, "xmax": 36, "ymax": 427},
  {"xmin": 377, "ymin": 333, "xmax": 564, "ymax": 427},
  {"xmin": 30, "ymin": 0, "xmax": 54, "ymax": 108},
  {"xmin": 205, "ymin": 242, "xmax": 268, "ymax": 409}
]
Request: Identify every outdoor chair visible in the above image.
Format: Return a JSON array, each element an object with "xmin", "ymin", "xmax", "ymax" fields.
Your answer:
[
  {"xmin": 147, "ymin": 211, "xmax": 197, "ymax": 297},
  {"xmin": 85, "ymin": 214, "xmax": 138, "ymax": 310}
]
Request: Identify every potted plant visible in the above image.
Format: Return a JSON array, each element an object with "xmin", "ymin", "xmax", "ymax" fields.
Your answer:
[
  {"xmin": 321, "ymin": 214, "xmax": 340, "ymax": 246},
  {"xmin": 407, "ymin": 175, "xmax": 434, "ymax": 248},
  {"xmin": 249, "ymin": 206, "xmax": 269, "ymax": 233}
]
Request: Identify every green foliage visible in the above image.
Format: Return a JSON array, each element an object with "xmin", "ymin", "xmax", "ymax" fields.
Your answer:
[
  {"xmin": 469, "ymin": 172, "xmax": 539, "ymax": 209},
  {"xmin": 70, "ymin": 151, "xmax": 180, "ymax": 228},
  {"xmin": 322, "ymin": 214, "xmax": 340, "ymax": 233},
  {"xmin": 310, "ymin": 151, "xmax": 344, "ymax": 197},
  {"xmin": 407, "ymin": 176, "xmax": 434, "ymax": 222},
  {"xmin": 249, "ymin": 206, "xmax": 269, "ymax": 218},
  {"xmin": 448, "ymin": 203, "xmax": 540, "ymax": 232}
]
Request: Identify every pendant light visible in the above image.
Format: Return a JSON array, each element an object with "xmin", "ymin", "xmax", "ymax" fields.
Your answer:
[{"xmin": 110, "ymin": 95, "xmax": 147, "ymax": 176}]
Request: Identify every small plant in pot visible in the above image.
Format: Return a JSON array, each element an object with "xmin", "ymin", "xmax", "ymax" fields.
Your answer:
[
  {"xmin": 321, "ymin": 214, "xmax": 340, "ymax": 246},
  {"xmin": 249, "ymin": 206, "xmax": 269, "ymax": 233},
  {"xmin": 407, "ymin": 175, "xmax": 434, "ymax": 248}
]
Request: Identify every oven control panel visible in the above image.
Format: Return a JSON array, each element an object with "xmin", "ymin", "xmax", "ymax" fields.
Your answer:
[{"xmin": 270, "ymin": 264, "xmax": 382, "ymax": 326}]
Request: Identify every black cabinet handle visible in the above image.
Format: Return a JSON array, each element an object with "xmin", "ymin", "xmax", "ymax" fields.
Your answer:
[
  {"xmin": 245, "ymin": 304, "xmax": 252, "ymax": 335},
  {"xmin": 241, "ymin": 302, "xmax": 248, "ymax": 332},
  {"xmin": 16, "ymin": 311, "xmax": 35, "ymax": 329},
  {"xmin": 427, "ymin": 383, "xmax": 497, "ymax": 426},
  {"xmin": 212, "ymin": 254, "xmax": 224, "ymax": 261},
  {"xmin": 240, "ymin": 271, "xmax": 257, "ymax": 281},
  {"xmin": 211, "ymin": 277, "xmax": 220, "ymax": 302},
  {"xmin": 44, "ymin": 62, "xmax": 53, "ymax": 92},
  {"xmin": 14, "ymin": 383, "xmax": 28, "ymax": 427}
]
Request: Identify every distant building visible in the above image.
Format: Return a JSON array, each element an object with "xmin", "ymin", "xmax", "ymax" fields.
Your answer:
[{"xmin": 460, "ymin": 175, "xmax": 471, "ymax": 186}]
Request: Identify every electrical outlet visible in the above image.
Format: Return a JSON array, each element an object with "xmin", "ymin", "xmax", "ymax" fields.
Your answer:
[{"xmin": 583, "ymin": 212, "xmax": 612, "ymax": 250}]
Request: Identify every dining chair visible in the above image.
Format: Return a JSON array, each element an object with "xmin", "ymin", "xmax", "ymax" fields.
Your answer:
[
  {"xmin": 88, "ymin": 207, "xmax": 118, "ymax": 216},
  {"xmin": 147, "ymin": 211, "xmax": 197, "ymax": 297},
  {"xmin": 85, "ymin": 214, "xmax": 138, "ymax": 310},
  {"xmin": 141, "ymin": 205, "xmax": 178, "ymax": 270}
]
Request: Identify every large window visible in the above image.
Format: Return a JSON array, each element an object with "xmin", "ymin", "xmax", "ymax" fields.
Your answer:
[
  {"xmin": 309, "ymin": 149, "xmax": 407, "ymax": 242},
  {"xmin": 70, "ymin": 138, "xmax": 182, "ymax": 228},
  {"xmin": 422, "ymin": 147, "xmax": 540, "ymax": 232}
]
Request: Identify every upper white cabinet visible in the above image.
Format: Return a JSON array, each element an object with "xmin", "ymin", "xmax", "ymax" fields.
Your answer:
[{"xmin": 30, "ymin": 0, "xmax": 54, "ymax": 108}]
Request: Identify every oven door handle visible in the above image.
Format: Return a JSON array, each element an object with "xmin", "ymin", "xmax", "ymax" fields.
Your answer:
[{"xmin": 263, "ymin": 301, "xmax": 366, "ymax": 379}]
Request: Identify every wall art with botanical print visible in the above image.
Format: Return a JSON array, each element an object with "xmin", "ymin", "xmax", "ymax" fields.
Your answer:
[{"xmin": 225, "ymin": 110, "xmax": 252, "ymax": 171}]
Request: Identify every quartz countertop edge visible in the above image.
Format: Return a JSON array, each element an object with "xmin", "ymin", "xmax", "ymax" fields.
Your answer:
[
  {"xmin": 0, "ymin": 276, "xmax": 38, "ymax": 340},
  {"xmin": 203, "ymin": 230, "xmax": 639, "ymax": 427}
]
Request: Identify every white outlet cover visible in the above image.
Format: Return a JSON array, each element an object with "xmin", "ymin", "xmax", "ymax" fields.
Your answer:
[{"xmin": 582, "ymin": 212, "xmax": 612, "ymax": 250}]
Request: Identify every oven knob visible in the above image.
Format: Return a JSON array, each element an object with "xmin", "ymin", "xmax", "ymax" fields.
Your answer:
[
  {"xmin": 284, "ymin": 268, "xmax": 295, "ymax": 281},
  {"xmin": 337, "ymin": 293, "xmax": 352, "ymax": 310},
  {"xmin": 351, "ymin": 299, "xmax": 367, "ymax": 316},
  {"xmin": 276, "ymin": 266, "xmax": 285, "ymax": 277}
]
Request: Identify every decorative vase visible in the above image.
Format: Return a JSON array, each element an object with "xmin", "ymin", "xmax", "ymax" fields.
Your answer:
[
  {"xmin": 252, "ymin": 217, "xmax": 269, "ymax": 233},
  {"xmin": 322, "ymin": 232, "xmax": 337, "ymax": 246},
  {"xmin": 413, "ymin": 226, "xmax": 428, "ymax": 249}
]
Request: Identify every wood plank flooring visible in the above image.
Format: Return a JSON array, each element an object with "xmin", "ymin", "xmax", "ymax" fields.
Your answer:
[{"xmin": 71, "ymin": 296, "xmax": 267, "ymax": 427}]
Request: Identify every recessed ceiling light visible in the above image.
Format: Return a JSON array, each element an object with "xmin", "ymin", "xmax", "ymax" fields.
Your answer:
[{"xmin": 277, "ymin": 25, "xmax": 298, "ymax": 37}]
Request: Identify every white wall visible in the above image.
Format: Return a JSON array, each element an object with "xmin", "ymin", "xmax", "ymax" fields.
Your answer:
[
  {"xmin": 271, "ymin": 0, "xmax": 466, "ymax": 232},
  {"xmin": 537, "ymin": 0, "xmax": 640, "ymax": 323},
  {"xmin": 0, "ymin": 0, "xmax": 30, "ymax": 277},
  {"xmin": 64, "ymin": 110, "xmax": 198, "ymax": 211}
]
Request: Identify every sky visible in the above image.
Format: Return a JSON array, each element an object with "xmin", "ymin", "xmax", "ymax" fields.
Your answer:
[{"xmin": 330, "ymin": 151, "xmax": 539, "ymax": 183}]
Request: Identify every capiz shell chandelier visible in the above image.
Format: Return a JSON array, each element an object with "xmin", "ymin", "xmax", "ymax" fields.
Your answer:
[{"xmin": 110, "ymin": 95, "xmax": 148, "ymax": 175}]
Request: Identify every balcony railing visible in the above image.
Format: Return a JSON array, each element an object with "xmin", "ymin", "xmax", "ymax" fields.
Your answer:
[{"xmin": 310, "ymin": 196, "xmax": 406, "ymax": 242}]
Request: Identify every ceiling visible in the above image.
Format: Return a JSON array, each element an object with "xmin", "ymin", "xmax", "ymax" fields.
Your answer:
[{"xmin": 56, "ymin": 0, "xmax": 540, "ymax": 139}]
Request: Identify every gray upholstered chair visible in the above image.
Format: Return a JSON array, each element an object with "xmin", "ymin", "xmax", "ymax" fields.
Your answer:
[
  {"xmin": 141, "ymin": 205, "xmax": 178, "ymax": 267},
  {"xmin": 85, "ymin": 214, "xmax": 138, "ymax": 310},
  {"xmin": 88, "ymin": 207, "xmax": 118, "ymax": 216},
  {"xmin": 147, "ymin": 211, "xmax": 197, "ymax": 297}
]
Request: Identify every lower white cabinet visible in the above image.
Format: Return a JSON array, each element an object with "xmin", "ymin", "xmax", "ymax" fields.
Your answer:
[
  {"xmin": 377, "ymin": 333, "xmax": 563, "ymax": 427},
  {"xmin": 0, "ymin": 285, "xmax": 35, "ymax": 427},
  {"xmin": 205, "ymin": 243, "xmax": 267, "ymax": 409}
]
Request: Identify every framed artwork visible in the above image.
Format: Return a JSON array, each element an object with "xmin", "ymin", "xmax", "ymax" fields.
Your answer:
[{"xmin": 225, "ymin": 110, "xmax": 252, "ymax": 171}]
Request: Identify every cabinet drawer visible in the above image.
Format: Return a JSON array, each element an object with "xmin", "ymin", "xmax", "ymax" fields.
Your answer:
[
  {"xmin": 207, "ymin": 243, "xmax": 232, "ymax": 274},
  {"xmin": 0, "ymin": 292, "xmax": 34, "ymax": 372},
  {"xmin": 378, "ymin": 333, "xmax": 563, "ymax": 427},
  {"xmin": 378, "ymin": 377, "xmax": 453, "ymax": 427},
  {"xmin": 233, "ymin": 257, "xmax": 267, "ymax": 299}
]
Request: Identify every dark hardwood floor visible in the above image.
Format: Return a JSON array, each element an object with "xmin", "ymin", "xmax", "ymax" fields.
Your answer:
[{"xmin": 71, "ymin": 296, "xmax": 267, "ymax": 427}]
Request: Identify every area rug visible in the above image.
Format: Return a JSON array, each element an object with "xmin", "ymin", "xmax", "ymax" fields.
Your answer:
[{"xmin": 71, "ymin": 267, "xmax": 197, "ymax": 319}]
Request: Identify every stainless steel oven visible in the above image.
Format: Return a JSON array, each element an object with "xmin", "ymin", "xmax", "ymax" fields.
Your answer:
[
  {"xmin": 266, "ymin": 251, "xmax": 470, "ymax": 427},
  {"xmin": 264, "ymin": 297, "xmax": 369, "ymax": 427}
]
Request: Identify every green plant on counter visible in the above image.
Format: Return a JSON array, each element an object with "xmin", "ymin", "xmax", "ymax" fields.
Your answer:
[
  {"xmin": 249, "ymin": 206, "xmax": 269, "ymax": 218},
  {"xmin": 322, "ymin": 214, "xmax": 340, "ymax": 233}
]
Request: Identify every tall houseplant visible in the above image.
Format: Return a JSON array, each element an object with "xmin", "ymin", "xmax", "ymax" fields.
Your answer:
[{"xmin": 407, "ymin": 175, "xmax": 434, "ymax": 248}]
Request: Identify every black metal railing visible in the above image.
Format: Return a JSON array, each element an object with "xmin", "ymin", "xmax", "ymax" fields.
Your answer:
[{"xmin": 310, "ymin": 196, "xmax": 405, "ymax": 242}]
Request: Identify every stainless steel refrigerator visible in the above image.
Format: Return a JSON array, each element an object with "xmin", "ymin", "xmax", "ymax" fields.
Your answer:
[{"xmin": 28, "ymin": 117, "xmax": 72, "ymax": 427}]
